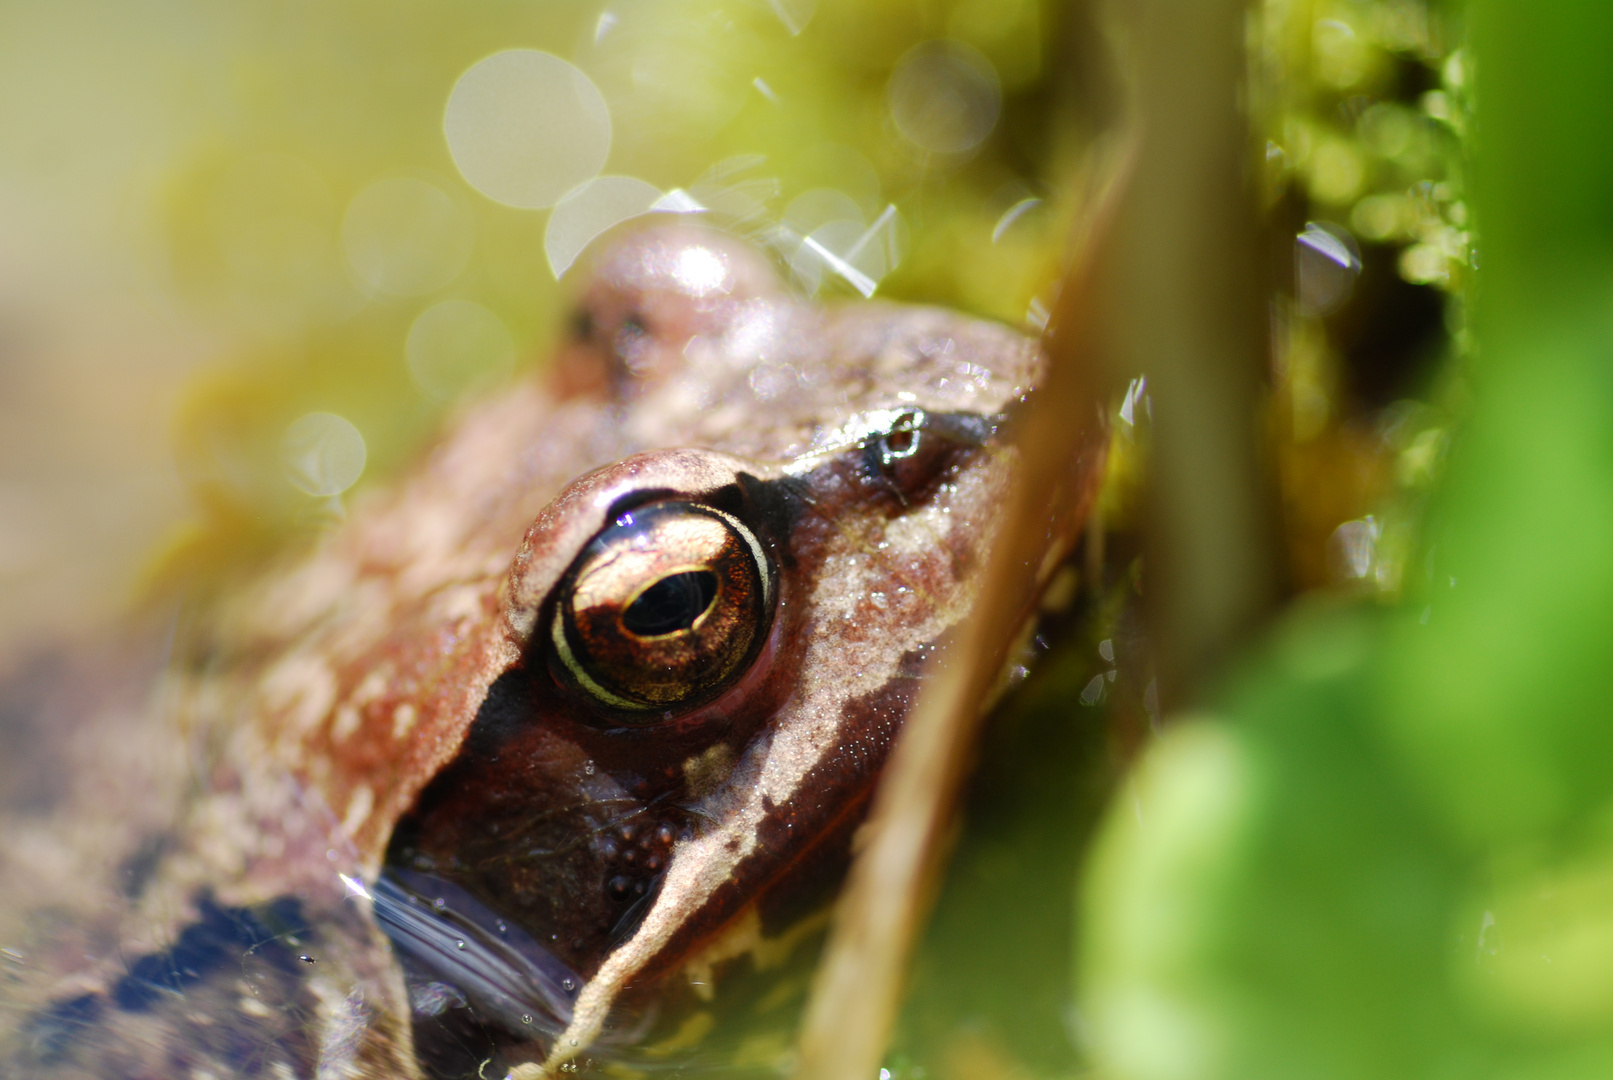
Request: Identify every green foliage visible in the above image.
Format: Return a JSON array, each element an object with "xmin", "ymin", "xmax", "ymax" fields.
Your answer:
[{"xmin": 1079, "ymin": 5, "xmax": 1613, "ymax": 1078}]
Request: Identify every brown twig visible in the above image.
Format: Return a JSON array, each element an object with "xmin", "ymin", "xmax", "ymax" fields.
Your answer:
[
  {"xmin": 1106, "ymin": 0, "xmax": 1283, "ymax": 705},
  {"xmin": 792, "ymin": 0, "xmax": 1281, "ymax": 1070},
  {"xmin": 790, "ymin": 128, "xmax": 1136, "ymax": 1080}
]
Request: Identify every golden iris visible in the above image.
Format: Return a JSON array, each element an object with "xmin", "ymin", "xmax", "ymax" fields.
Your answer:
[{"xmin": 551, "ymin": 501, "xmax": 773, "ymax": 712}]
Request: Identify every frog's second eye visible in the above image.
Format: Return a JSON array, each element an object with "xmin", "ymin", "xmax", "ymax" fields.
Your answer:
[{"xmin": 551, "ymin": 501, "xmax": 773, "ymax": 715}]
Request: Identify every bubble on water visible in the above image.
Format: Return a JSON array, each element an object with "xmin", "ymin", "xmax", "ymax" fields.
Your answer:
[
  {"xmin": 341, "ymin": 177, "xmax": 473, "ymax": 297},
  {"xmin": 406, "ymin": 300, "xmax": 515, "ymax": 401},
  {"xmin": 282, "ymin": 413, "xmax": 366, "ymax": 497},
  {"xmin": 887, "ymin": 40, "xmax": 1001, "ymax": 155},
  {"xmin": 544, "ymin": 175, "xmax": 664, "ymax": 278},
  {"xmin": 445, "ymin": 50, "xmax": 612, "ymax": 209}
]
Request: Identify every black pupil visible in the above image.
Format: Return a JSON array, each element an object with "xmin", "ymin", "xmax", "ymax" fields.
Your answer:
[{"xmin": 622, "ymin": 570, "xmax": 719, "ymax": 637}]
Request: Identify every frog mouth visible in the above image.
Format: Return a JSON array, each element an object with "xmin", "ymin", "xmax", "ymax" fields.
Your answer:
[{"xmin": 373, "ymin": 868, "xmax": 581, "ymax": 1038}]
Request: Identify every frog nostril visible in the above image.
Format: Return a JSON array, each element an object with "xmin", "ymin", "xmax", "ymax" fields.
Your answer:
[{"xmin": 569, "ymin": 308, "xmax": 594, "ymax": 341}]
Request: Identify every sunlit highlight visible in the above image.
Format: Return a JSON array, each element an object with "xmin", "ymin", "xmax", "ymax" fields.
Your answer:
[{"xmin": 671, "ymin": 246, "xmax": 727, "ymax": 297}]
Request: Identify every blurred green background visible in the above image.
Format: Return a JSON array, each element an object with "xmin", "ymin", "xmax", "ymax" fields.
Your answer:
[
  {"xmin": 1079, "ymin": 5, "xmax": 1613, "ymax": 1080},
  {"xmin": 0, "ymin": 0, "xmax": 1096, "ymax": 636}
]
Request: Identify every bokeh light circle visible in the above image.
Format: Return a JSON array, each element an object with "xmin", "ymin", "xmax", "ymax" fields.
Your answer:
[
  {"xmin": 406, "ymin": 299, "xmax": 516, "ymax": 401},
  {"xmin": 784, "ymin": 188, "xmax": 865, "ymax": 236},
  {"xmin": 341, "ymin": 177, "xmax": 473, "ymax": 296},
  {"xmin": 445, "ymin": 49, "xmax": 612, "ymax": 209},
  {"xmin": 282, "ymin": 412, "xmax": 367, "ymax": 497},
  {"xmin": 544, "ymin": 175, "xmax": 664, "ymax": 278},
  {"xmin": 887, "ymin": 40, "xmax": 1002, "ymax": 155}
]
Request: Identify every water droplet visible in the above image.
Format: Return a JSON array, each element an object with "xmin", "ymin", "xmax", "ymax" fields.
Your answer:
[
  {"xmin": 445, "ymin": 50, "xmax": 612, "ymax": 209},
  {"xmin": 562, "ymin": 977, "xmax": 576, "ymax": 992},
  {"xmin": 282, "ymin": 413, "xmax": 366, "ymax": 497},
  {"xmin": 583, "ymin": 760, "xmax": 596, "ymax": 776},
  {"xmin": 455, "ymin": 939, "xmax": 466, "ymax": 950},
  {"xmin": 522, "ymin": 1013, "xmax": 533, "ymax": 1025}
]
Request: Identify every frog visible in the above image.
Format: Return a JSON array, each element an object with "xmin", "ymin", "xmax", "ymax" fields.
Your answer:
[{"xmin": 0, "ymin": 220, "xmax": 1105, "ymax": 1079}]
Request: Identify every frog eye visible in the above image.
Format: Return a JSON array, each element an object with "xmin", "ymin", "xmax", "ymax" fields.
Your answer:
[{"xmin": 551, "ymin": 501, "xmax": 774, "ymax": 714}]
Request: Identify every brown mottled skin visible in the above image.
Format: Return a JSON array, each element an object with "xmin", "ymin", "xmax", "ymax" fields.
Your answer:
[{"xmin": 0, "ymin": 222, "xmax": 1104, "ymax": 1078}]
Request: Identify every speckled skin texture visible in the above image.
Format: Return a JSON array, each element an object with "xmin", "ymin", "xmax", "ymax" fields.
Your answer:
[{"xmin": 0, "ymin": 222, "xmax": 1096, "ymax": 1078}]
